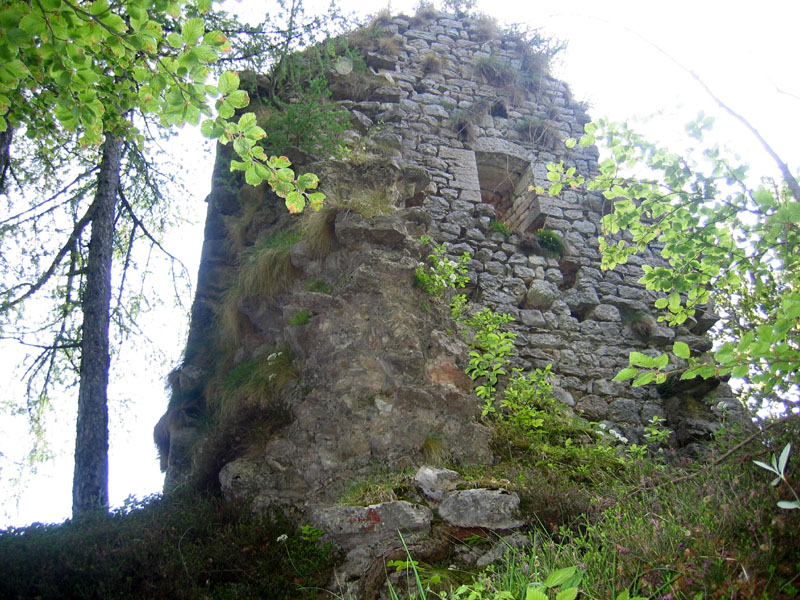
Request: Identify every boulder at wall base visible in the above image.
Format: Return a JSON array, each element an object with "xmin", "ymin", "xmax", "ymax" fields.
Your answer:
[{"xmin": 438, "ymin": 489, "xmax": 524, "ymax": 529}]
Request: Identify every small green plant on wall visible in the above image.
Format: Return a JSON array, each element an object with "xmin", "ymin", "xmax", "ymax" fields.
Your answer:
[
  {"xmin": 464, "ymin": 308, "xmax": 517, "ymax": 415},
  {"xmin": 490, "ymin": 219, "xmax": 511, "ymax": 237},
  {"xmin": 415, "ymin": 235, "xmax": 471, "ymax": 297},
  {"xmin": 536, "ymin": 229, "xmax": 565, "ymax": 257},
  {"xmin": 288, "ymin": 309, "xmax": 311, "ymax": 326}
]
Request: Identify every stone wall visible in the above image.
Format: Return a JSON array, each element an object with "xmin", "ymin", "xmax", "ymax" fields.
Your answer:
[
  {"xmin": 317, "ymin": 12, "xmax": 740, "ymax": 446},
  {"xmin": 157, "ymin": 12, "xmax": 742, "ymax": 504}
]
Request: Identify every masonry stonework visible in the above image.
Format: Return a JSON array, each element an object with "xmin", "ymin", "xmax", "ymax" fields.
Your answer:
[{"xmin": 158, "ymin": 11, "xmax": 741, "ymax": 520}]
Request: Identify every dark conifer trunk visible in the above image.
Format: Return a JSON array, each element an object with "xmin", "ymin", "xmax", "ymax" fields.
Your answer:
[
  {"xmin": 0, "ymin": 126, "xmax": 12, "ymax": 193},
  {"xmin": 72, "ymin": 136, "xmax": 121, "ymax": 517}
]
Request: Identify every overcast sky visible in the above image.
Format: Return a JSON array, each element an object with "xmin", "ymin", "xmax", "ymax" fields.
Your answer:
[{"xmin": 1, "ymin": 0, "xmax": 797, "ymax": 527}]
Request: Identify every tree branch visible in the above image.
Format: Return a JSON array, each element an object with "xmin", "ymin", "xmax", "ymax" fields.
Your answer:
[
  {"xmin": 614, "ymin": 23, "xmax": 800, "ymax": 202},
  {"xmin": 117, "ymin": 189, "xmax": 190, "ymax": 282},
  {"xmin": 2, "ymin": 205, "xmax": 95, "ymax": 309}
]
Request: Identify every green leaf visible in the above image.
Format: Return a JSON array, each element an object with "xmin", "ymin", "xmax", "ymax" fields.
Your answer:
[
  {"xmin": 778, "ymin": 443, "xmax": 791, "ymax": 474},
  {"xmin": 269, "ymin": 155, "xmax": 292, "ymax": 169},
  {"xmin": 194, "ymin": 44, "xmax": 218, "ymax": 63},
  {"xmin": 668, "ymin": 292, "xmax": 681, "ymax": 310},
  {"xmin": 90, "ymin": 0, "xmax": 110, "ymax": 15},
  {"xmin": 544, "ymin": 567, "xmax": 577, "ymax": 588},
  {"xmin": 217, "ymin": 99, "xmax": 234, "ymax": 119},
  {"xmin": 565, "ymin": 137, "xmax": 577, "ymax": 148},
  {"xmin": 613, "ymin": 367, "xmax": 638, "ymax": 382},
  {"xmin": 99, "ymin": 12, "xmax": 126, "ymax": 33},
  {"xmin": 297, "ymin": 172, "xmax": 319, "ymax": 190},
  {"xmin": 632, "ymin": 372, "xmax": 655, "ymax": 386},
  {"xmin": 731, "ymin": 364, "xmax": 748, "ymax": 378},
  {"xmin": 308, "ymin": 192, "xmax": 325, "ymax": 210},
  {"xmin": 783, "ymin": 294, "xmax": 800, "ymax": 319},
  {"xmin": 19, "ymin": 12, "xmax": 46, "ymax": 35},
  {"xmin": 238, "ymin": 111, "xmax": 257, "ymax": 130},
  {"xmin": 0, "ymin": 7, "xmax": 25, "ymax": 29},
  {"xmin": 182, "ymin": 17, "xmax": 205, "ymax": 45},
  {"xmin": 285, "ymin": 191, "xmax": 305, "ymax": 214},
  {"xmin": 549, "ymin": 182, "xmax": 562, "ymax": 196},
  {"xmin": 226, "ymin": 89, "xmax": 249, "ymax": 109},
  {"xmin": 555, "ymin": 589, "xmax": 578, "ymax": 600},
  {"xmin": 3, "ymin": 59, "xmax": 29, "ymax": 79},
  {"xmin": 629, "ymin": 352, "xmax": 654, "ymax": 368},
  {"xmin": 673, "ymin": 341, "xmax": 690, "ymax": 359},
  {"xmin": 526, "ymin": 587, "xmax": 548, "ymax": 600},
  {"xmin": 777, "ymin": 501, "xmax": 800, "ymax": 510},
  {"xmin": 244, "ymin": 165, "xmax": 261, "ymax": 186},
  {"xmin": 277, "ymin": 167, "xmax": 295, "ymax": 182},
  {"xmin": 167, "ymin": 32, "xmax": 184, "ymax": 48},
  {"xmin": 217, "ymin": 71, "xmax": 239, "ymax": 95}
]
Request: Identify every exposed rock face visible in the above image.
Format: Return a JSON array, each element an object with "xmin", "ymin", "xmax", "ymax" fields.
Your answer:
[
  {"xmin": 216, "ymin": 204, "xmax": 495, "ymax": 507},
  {"xmin": 156, "ymin": 8, "xmax": 742, "ymax": 547}
]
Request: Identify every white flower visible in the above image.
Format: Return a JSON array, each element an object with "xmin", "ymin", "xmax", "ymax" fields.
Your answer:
[{"xmin": 277, "ymin": 534, "xmax": 288, "ymax": 543}]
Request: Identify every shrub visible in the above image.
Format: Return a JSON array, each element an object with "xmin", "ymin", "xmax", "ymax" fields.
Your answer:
[{"xmin": 260, "ymin": 77, "xmax": 350, "ymax": 157}]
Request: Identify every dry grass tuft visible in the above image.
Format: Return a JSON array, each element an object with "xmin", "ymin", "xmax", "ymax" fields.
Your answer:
[
  {"xmin": 226, "ymin": 185, "xmax": 267, "ymax": 254},
  {"xmin": 409, "ymin": 0, "xmax": 437, "ymax": 25},
  {"xmin": 376, "ymin": 35, "xmax": 402, "ymax": 56},
  {"xmin": 473, "ymin": 15, "xmax": 498, "ymax": 41},
  {"xmin": 301, "ymin": 204, "xmax": 339, "ymax": 260},
  {"xmin": 217, "ymin": 232, "xmax": 301, "ymax": 346},
  {"xmin": 421, "ymin": 52, "xmax": 446, "ymax": 74}
]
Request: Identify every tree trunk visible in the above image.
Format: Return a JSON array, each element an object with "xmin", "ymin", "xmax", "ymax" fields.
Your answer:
[
  {"xmin": 0, "ymin": 126, "xmax": 12, "ymax": 193},
  {"xmin": 72, "ymin": 136, "xmax": 121, "ymax": 517}
]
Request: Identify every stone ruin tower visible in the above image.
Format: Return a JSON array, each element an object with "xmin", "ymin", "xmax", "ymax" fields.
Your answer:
[{"xmin": 154, "ymin": 12, "xmax": 742, "ymax": 583}]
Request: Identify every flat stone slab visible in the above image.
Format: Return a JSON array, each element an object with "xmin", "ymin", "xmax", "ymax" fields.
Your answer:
[
  {"xmin": 307, "ymin": 501, "xmax": 433, "ymax": 551},
  {"xmin": 438, "ymin": 489, "xmax": 524, "ymax": 529}
]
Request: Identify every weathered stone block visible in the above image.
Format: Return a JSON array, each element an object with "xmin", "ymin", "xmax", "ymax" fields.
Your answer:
[
  {"xmin": 438, "ymin": 489, "xmax": 523, "ymax": 529},
  {"xmin": 523, "ymin": 279, "xmax": 559, "ymax": 310},
  {"xmin": 415, "ymin": 466, "xmax": 462, "ymax": 501},
  {"xmin": 308, "ymin": 501, "xmax": 433, "ymax": 551}
]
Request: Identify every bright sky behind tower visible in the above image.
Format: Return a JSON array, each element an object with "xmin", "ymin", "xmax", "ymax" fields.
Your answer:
[{"xmin": 0, "ymin": 0, "xmax": 797, "ymax": 528}]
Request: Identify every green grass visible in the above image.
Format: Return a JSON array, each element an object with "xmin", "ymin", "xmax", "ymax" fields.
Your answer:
[
  {"xmin": 289, "ymin": 309, "xmax": 311, "ymax": 326},
  {"xmin": 0, "ymin": 492, "xmax": 338, "ymax": 599}
]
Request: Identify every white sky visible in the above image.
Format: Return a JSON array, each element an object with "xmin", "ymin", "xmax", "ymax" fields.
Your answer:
[{"xmin": 1, "ymin": 0, "xmax": 797, "ymax": 527}]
